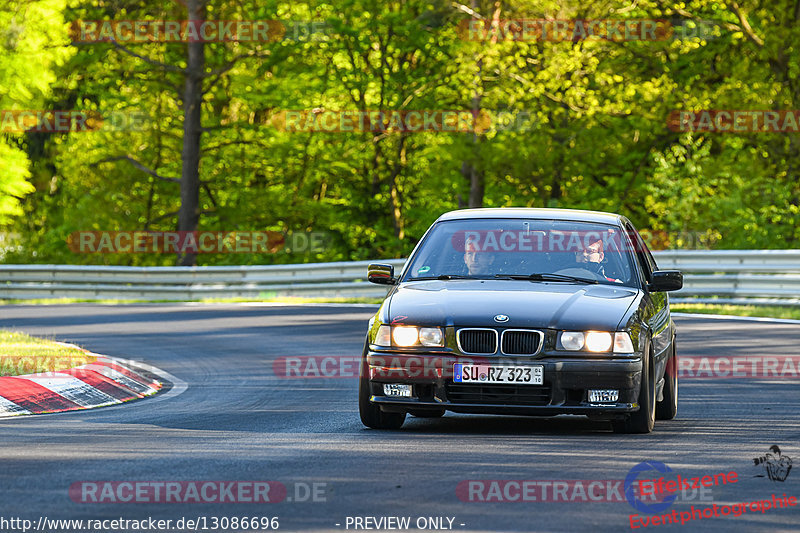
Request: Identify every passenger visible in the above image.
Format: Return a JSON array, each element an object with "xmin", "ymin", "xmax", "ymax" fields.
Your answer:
[{"xmin": 576, "ymin": 238, "xmax": 621, "ymax": 283}]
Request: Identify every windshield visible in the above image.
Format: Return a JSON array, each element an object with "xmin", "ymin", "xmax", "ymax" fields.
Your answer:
[{"xmin": 403, "ymin": 218, "xmax": 637, "ymax": 286}]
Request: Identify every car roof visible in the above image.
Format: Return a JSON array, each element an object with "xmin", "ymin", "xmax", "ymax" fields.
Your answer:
[{"xmin": 436, "ymin": 208, "xmax": 625, "ymax": 225}]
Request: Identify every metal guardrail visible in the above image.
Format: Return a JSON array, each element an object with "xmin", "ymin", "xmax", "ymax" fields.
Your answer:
[
  {"xmin": 653, "ymin": 250, "xmax": 800, "ymax": 306},
  {"xmin": 0, "ymin": 251, "xmax": 798, "ymax": 304},
  {"xmin": 0, "ymin": 260, "xmax": 407, "ymax": 300}
]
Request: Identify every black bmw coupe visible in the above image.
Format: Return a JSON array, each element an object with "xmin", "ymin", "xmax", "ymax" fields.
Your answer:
[{"xmin": 359, "ymin": 208, "xmax": 683, "ymax": 433}]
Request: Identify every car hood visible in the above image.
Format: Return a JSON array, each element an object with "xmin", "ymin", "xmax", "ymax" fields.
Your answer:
[{"xmin": 387, "ymin": 279, "xmax": 640, "ymax": 331}]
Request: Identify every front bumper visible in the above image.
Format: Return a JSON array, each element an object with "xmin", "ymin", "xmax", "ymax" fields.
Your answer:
[{"xmin": 366, "ymin": 350, "xmax": 642, "ymax": 418}]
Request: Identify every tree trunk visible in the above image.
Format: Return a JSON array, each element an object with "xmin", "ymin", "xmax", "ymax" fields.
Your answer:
[
  {"xmin": 177, "ymin": 0, "xmax": 206, "ymax": 266},
  {"xmin": 388, "ymin": 135, "xmax": 407, "ymax": 239},
  {"xmin": 461, "ymin": 0, "xmax": 487, "ymax": 209},
  {"xmin": 466, "ymin": 161, "xmax": 484, "ymax": 208},
  {"xmin": 462, "ymin": 88, "xmax": 484, "ymax": 208}
]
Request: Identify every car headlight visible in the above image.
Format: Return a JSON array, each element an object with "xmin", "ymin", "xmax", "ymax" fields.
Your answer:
[
  {"xmin": 373, "ymin": 325, "xmax": 444, "ymax": 347},
  {"xmin": 613, "ymin": 331, "xmax": 634, "ymax": 352},
  {"xmin": 558, "ymin": 331, "xmax": 634, "ymax": 353},
  {"xmin": 392, "ymin": 326, "xmax": 419, "ymax": 346},
  {"xmin": 585, "ymin": 331, "xmax": 613, "ymax": 352},
  {"xmin": 419, "ymin": 327, "xmax": 444, "ymax": 346},
  {"xmin": 559, "ymin": 331, "xmax": 585, "ymax": 351},
  {"xmin": 375, "ymin": 325, "xmax": 391, "ymax": 346}
]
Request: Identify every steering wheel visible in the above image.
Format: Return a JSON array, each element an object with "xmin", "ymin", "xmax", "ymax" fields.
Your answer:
[{"xmin": 553, "ymin": 267, "xmax": 605, "ymax": 281}]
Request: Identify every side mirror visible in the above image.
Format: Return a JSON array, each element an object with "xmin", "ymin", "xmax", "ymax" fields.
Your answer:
[
  {"xmin": 368, "ymin": 263, "xmax": 396, "ymax": 285},
  {"xmin": 648, "ymin": 270, "xmax": 683, "ymax": 292}
]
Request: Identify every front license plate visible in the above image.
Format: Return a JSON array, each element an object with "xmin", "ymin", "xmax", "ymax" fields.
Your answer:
[{"xmin": 453, "ymin": 364, "xmax": 543, "ymax": 385}]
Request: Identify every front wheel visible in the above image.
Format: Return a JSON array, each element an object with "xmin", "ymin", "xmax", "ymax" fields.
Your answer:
[
  {"xmin": 656, "ymin": 342, "xmax": 678, "ymax": 420},
  {"xmin": 358, "ymin": 345, "xmax": 405, "ymax": 429},
  {"xmin": 613, "ymin": 349, "xmax": 655, "ymax": 434}
]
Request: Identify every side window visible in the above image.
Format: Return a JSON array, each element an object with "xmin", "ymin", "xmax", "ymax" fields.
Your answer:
[
  {"xmin": 624, "ymin": 223, "xmax": 654, "ymax": 282},
  {"xmin": 644, "ymin": 246, "xmax": 658, "ymax": 273}
]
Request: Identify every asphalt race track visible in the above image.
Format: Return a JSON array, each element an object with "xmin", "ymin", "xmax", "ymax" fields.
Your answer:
[{"xmin": 1, "ymin": 304, "xmax": 798, "ymax": 533}]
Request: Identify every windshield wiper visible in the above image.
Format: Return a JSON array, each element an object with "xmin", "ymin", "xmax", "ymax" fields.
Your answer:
[
  {"xmin": 494, "ymin": 272, "xmax": 599, "ymax": 284},
  {"xmin": 406, "ymin": 274, "xmax": 477, "ymax": 281}
]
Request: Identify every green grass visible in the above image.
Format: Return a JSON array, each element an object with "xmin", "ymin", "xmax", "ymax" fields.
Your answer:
[
  {"xmin": 671, "ymin": 303, "xmax": 800, "ymax": 320},
  {"xmin": 0, "ymin": 330, "xmax": 96, "ymax": 377}
]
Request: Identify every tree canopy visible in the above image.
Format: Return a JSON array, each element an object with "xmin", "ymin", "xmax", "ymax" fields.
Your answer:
[{"xmin": 2, "ymin": 0, "xmax": 798, "ymax": 265}]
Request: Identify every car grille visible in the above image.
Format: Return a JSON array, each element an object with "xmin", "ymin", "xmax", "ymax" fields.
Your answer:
[
  {"xmin": 457, "ymin": 329, "xmax": 497, "ymax": 354},
  {"xmin": 501, "ymin": 330, "xmax": 542, "ymax": 355},
  {"xmin": 446, "ymin": 383, "xmax": 552, "ymax": 406},
  {"xmin": 457, "ymin": 328, "xmax": 544, "ymax": 355}
]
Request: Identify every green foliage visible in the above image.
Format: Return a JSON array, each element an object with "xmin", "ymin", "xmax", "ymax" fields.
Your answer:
[
  {"xmin": 0, "ymin": 0, "xmax": 71, "ymax": 224},
  {"xmin": 3, "ymin": 0, "xmax": 799, "ymax": 264}
]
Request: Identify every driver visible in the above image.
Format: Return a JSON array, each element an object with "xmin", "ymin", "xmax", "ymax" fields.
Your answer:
[
  {"xmin": 576, "ymin": 239, "xmax": 622, "ymax": 283},
  {"xmin": 464, "ymin": 239, "xmax": 495, "ymax": 276}
]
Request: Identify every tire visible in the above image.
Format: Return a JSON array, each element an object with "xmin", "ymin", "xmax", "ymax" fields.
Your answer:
[
  {"xmin": 613, "ymin": 346, "xmax": 655, "ymax": 434},
  {"xmin": 656, "ymin": 341, "xmax": 678, "ymax": 420},
  {"xmin": 409, "ymin": 409, "xmax": 445, "ymax": 418},
  {"xmin": 358, "ymin": 345, "xmax": 405, "ymax": 430}
]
